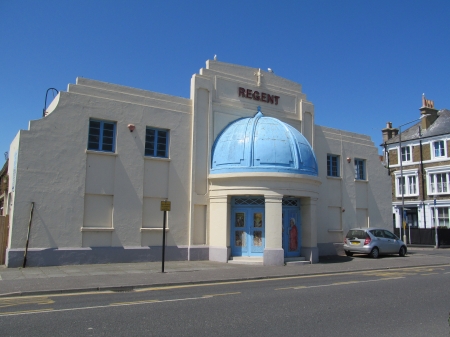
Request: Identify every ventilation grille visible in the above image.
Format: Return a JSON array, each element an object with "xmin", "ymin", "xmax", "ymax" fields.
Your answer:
[
  {"xmin": 282, "ymin": 199, "xmax": 298, "ymax": 207},
  {"xmin": 234, "ymin": 198, "xmax": 265, "ymax": 206}
]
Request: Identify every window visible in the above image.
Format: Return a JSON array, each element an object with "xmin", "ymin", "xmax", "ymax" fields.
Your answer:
[
  {"xmin": 433, "ymin": 140, "xmax": 446, "ymax": 158},
  {"xmin": 396, "ymin": 175, "xmax": 418, "ymax": 196},
  {"xmin": 88, "ymin": 119, "xmax": 116, "ymax": 152},
  {"xmin": 401, "ymin": 146, "xmax": 411, "ymax": 162},
  {"xmin": 431, "ymin": 207, "xmax": 450, "ymax": 228},
  {"xmin": 354, "ymin": 158, "xmax": 366, "ymax": 180},
  {"xmin": 145, "ymin": 127, "xmax": 169, "ymax": 158},
  {"xmin": 327, "ymin": 154, "xmax": 339, "ymax": 177},
  {"xmin": 429, "ymin": 173, "xmax": 448, "ymax": 194}
]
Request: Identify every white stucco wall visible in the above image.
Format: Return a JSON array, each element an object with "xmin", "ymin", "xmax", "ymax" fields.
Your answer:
[
  {"xmin": 9, "ymin": 78, "xmax": 192, "ymax": 252},
  {"xmin": 314, "ymin": 125, "xmax": 392, "ymax": 247}
]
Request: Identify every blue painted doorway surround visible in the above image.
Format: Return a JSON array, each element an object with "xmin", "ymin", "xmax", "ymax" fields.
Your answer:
[
  {"xmin": 282, "ymin": 199, "xmax": 301, "ymax": 257},
  {"xmin": 231, "ymin": 197, "xmax": 265, "ymax": 257}
]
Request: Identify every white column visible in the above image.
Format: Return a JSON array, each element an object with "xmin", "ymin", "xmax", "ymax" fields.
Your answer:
[
  {"xmin": 208, "ymin": 195, "xmax": 230, "ymax": 262},
  {"xmin": 301, "ymin": 197, "xmax": 319, "ymax": 263},
  {"xmin": 263, "ymin": 195, "xmax": 284, "ymax": 265}
]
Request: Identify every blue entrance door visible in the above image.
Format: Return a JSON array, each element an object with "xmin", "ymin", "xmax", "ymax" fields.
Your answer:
[
  {"xmin": 231, "ymin": 208, "xmax": 265, "ymax": 257},
  {"xmin": 282, "ymin": 203, "xmax": 301, "ymax": 257}
]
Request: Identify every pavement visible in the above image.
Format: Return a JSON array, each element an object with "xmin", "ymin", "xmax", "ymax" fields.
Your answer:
[{"xmin": 1, "ymin": 247, "xmax": 449, "ymax": 298}]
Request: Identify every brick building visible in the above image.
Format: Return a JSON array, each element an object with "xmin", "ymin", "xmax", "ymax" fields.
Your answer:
[{"xmin": 382, "ymin": 96, "xmax": 450, "ymax": 236}]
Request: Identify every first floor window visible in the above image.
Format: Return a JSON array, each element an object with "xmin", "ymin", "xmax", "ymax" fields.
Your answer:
[
  {"xmin": 431, "ymin": 207, "xmax": 450, "ymax": 228},
  {"xmin": 145, "ymin": 127, "xmax": 169, "ymax": 158},
  {"xmin": 429, "ymin": 173, "xmax": 448, "ymax": 194},
  {"xmin": 88, "ymin": 119, "xmax": 116, "ymax": 152},
  {"xmin": 354, "ymin": 158, "xmax": 366, "ymax": 180},
  {"xmin": 433, "ymin": 140, "xmax": 445, "ymax": 158},
  {"xmin": 396, "ymin": 175, "xmax": 418, "ymax": 197},
  {"xmin": 327, "ymin": 154, "xmax": 339, "ymax": 177}
]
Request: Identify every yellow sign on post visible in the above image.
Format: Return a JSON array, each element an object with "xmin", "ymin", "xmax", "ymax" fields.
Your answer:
[{"xmin": 161, "ymin": 200, "xmax": 171, "ymax": 212}]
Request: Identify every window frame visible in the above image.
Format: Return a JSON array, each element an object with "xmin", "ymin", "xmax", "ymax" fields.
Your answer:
[
  {"xmin": 354, "ymin": 158, "xmax": 366, "ymax": 180},
  {"xmin": 145, "ymin": 127, "xmax": 170, "ymax": 158},
  {"xmin": 432, "ymin": 140, "xmax": 446, "ymax": 159},
  {"xmin": 431, "ymin": 206, "xmax": 450, "ymax": 228},
  {"xmin": 87, "ymin": 119, "xmax": 116, "ymax": 153},
  {"xmin": 394, "ymin": 169, "xmax": 419, "ymax": 197},
  {"xmin": 327, "ymin": 154, "xmax": 340, "ymax": 177},
  {"xmin": 428, "ymin": 172, "xmax": 449, "ymax": 195},
  {"xmin": 426, "ymin": 166, "xmax": 450, "ymax": 196},
  {"xmin": 400, "ymin": 145, "xmax": 411, "ymax": 163}
]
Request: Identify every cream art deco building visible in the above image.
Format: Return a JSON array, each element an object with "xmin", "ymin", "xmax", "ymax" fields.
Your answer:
[{"xmin": 5, "ymin": 60, "xmax": 391, "ymax": 267}]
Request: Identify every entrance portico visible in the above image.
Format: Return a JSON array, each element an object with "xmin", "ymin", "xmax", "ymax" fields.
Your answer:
[
  {"xmin": 209, "ymin": 173, "xmax": 320, "ymax": 265},
  {"xmin": 208, "ymin": 110, "xmax": 320, "ymax": 265}
]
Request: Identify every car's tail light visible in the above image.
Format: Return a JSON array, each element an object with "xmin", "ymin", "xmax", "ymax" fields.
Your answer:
[{"xmin": 364, "ymin": 236, "xmax": 371, "ymax": 245}]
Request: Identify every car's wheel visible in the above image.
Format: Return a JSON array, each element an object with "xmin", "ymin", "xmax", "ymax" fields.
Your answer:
[
  {"xmin": 369, "ymin": 247, "xmax": 379, "ymax": 259},
  {"xmin": 399, "ymin": 246, "xmax": 407, "ymax": 257},
  {"xmin": 345, "ymin": 251, "xmax": 353, "ymax": 257}
]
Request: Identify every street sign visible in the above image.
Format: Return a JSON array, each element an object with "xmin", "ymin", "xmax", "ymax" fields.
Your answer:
[
  {"xmin": 160, "ymin": 201, "xmax": 171, "ymax": 211},
  {"xmin": 160, "ymin": 200, "xmax": 171, "ymax": 273}
]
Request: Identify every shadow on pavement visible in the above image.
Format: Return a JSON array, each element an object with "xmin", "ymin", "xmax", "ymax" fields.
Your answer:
[{"xmin": 318, "ymin": 255, "xmax": 353, "ymax": 264}]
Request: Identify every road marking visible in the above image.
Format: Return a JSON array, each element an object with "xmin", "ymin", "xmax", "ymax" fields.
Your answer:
[
  {"xmin": 110, "ymin": 299, "xmax": 160, "ymax": 306},
  {"xmin": 0, "ymin": 308, "xmax": 54, "ymax": 315},
  {"xmin": 1, "ymin": 264, "xmax": 449, "ymax": 301},
  {"xmin": 420, "ymin": 273, "xmax": 439, "ymax": 276},
  {"xmin": 275, "ymin": 277, "xmax": 405, "ymax": 291},
  {"xmin": 0, "ymin": 292, "xmax": 240, "ymax": 317},
  {"xmin": 0, "ymin": 296, "xmax": 54, "ymax": 308},
  {"xmin": 202, "ymin": 292, "xmax": 241, "ymax": 298}
]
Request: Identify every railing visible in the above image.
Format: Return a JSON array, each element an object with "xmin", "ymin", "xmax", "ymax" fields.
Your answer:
[{"xmin": 394, "ymin": 227, "xmax": 450, "ymax": 246}]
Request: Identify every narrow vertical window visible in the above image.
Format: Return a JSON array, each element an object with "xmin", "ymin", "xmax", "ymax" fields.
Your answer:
[
  {"xmin": 327, "ymin": 154, "xmax": 339, "ymax": 177},
  {"xmin": 88, "ymin": 119, "xmax": 116, "ymax": 152},
  {"xmin": 354, "ymin": 158, "xmax": 366, "ymax": 180},
  {"xmin": 145, "ymin": 127, "xmax": 169, "ymax": 158}
]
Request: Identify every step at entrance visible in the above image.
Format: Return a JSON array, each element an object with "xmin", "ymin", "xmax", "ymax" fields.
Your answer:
[
  {"xmin": 284, "ymin": 257, "xmax": 310, "ymax": 266},
  {"xmin": 228, "ymin": 256, "xmax": 263, "ymax": 265}
]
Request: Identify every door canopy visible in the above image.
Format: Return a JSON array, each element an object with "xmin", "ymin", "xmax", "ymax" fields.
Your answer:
[{"xmin": 211, "ymin": 108, "xmax": 318, "ymax": 176}]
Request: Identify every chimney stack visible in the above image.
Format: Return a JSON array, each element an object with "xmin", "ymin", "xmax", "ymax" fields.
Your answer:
[
  {"xmin": 420, "ymin": 94, "xmax": 438, "ymax": 130},
  {"xmin": 381, "ymin": 122, "xmax": 399, "ymax": 142}
]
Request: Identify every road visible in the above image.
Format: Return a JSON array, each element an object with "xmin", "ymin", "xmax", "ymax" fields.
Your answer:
[{"xmin": 1, "ymin": 264, "xmax": 449, "ymax": 336}]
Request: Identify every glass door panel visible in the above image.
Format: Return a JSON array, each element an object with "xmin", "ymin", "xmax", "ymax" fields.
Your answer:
[
  {"xmin": 231, "ymin": 210, "xmax": 248, "ymax": 256},
  {"xmin": 250, "ymin": 210, "xmax": 264, "ymax": 254}
]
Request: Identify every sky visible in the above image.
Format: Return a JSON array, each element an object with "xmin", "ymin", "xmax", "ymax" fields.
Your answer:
[{"xmin": 1, "ymin": 0, "xmax": 449, "ymax": 160}]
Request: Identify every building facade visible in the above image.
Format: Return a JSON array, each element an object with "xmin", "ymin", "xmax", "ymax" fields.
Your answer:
[
  {"xmin": 382, "ymin": 96, "xmax": 450, "ymax": 237},
  {"xmin": 5, "ymin": 60, "xmax": 391, "ymax": 267}
]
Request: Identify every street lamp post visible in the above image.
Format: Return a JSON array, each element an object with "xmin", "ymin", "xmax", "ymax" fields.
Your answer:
[{"xmin": 398, "ymin": 115, "xmax": 429, "ymax": 244}]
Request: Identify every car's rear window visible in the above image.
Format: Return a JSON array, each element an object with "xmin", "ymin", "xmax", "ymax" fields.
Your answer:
[{"xmin": 346, "ymin": 230, "xmax": 366, "ymax": 239}]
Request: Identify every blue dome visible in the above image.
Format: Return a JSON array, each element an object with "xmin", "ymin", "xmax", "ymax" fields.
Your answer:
[{"xmin": 210, "ymin": 110, "xmax": 318, "ymax": 175}]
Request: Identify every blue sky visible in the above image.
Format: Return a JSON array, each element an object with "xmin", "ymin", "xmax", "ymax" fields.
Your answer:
[{"xmin": 1, "ymin": 0, "xmax": 449, "ymax": 160}]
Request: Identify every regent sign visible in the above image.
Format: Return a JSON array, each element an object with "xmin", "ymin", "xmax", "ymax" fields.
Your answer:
[{"xmin": 238, "ymin": 87, "xmax": 280, "ymax": 105}]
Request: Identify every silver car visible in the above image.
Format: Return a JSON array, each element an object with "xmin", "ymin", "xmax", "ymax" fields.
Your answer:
[{"xmin": 343, "ymin": 228, "xmax": 407, "ymax": 258}]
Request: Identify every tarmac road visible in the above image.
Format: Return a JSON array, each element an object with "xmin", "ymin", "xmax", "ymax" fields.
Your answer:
[{"xmin": 0, "ymin": 264, "xmax": 449, "ymax": 336}]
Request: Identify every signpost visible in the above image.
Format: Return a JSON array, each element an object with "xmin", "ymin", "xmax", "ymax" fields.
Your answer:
[{"xmin": 161, "ymin": 200, "xmax": 171, "ymax": 273}]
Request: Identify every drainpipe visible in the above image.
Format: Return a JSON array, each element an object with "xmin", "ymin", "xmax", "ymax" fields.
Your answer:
[
  {"xmin": 384, "ymin": 142, "xmax": 390, "ymax": 175},
  {"xmin": 419, "ymin": 137, "xmax": 427, "ymax": 228},
  {"xmin": 23, "ymin": 202, "xmax": 34, "ymax": 268}
]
